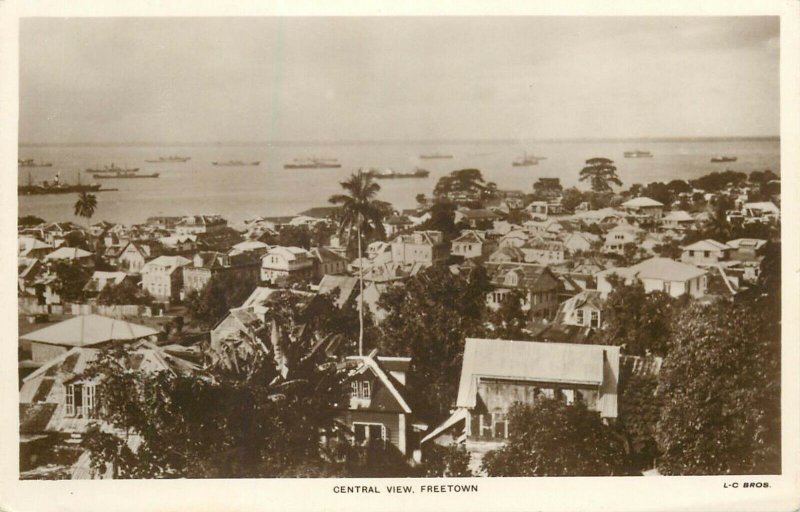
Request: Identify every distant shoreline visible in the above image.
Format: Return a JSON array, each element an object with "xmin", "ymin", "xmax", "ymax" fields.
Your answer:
[{"xmin": 19, "ymin": 136, "xmax": 780, "ymax": 148}]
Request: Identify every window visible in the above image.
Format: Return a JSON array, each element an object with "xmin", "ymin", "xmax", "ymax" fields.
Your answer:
[
  {"xmin": 704, "ymin": 250, "xmax": 710, "ymax": 258},
  {"xmin": 66, "ymin": 383, "xmax": 95, "ymax": 417},
  {"xmin": 360, "ymin": 381, "xmax": 371, "ymax": 399},
  {"xmin": 590, "ymin": 310, "xmax": 600, "ymax": 328},
  {"xmin": 351, "ymin": 381, "xmax": 359, "ymax": 398},
  {"xmin": 576, "ymin": 309, "xmax": 584, "ymax": 325},
  {"xmin": 563, "ymin": 389, "xmax": 575, "ymax": 405},
  {"xmin": 353, "ymin": 422, "xmax": 386, "ymax": 444}
]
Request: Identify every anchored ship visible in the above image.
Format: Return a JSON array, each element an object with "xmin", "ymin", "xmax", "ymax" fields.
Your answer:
[
  {"xmin": 711, "ymin": 156, "xmax": 737, "ymax": 163},
  {"xmin": 86, "ymin": 163, "xmax": 140, "ymax": 174},
  {"xmin": 145, "ymin": 155, "xmax": 191, "ymax": 163},
  {"xmin": 419, "ymin": 153, "xmax": 453, "ymax": 160},
  {"xmin": 624, "ymin": 150, "xmax": 653, "ymax": 158},
  {"xmin": 367, "ymin": 168, "xmax": 430, "ymax": 179},
  {"xmin": 212, "ymin": 160, "xmax": 261, "ymax": 167},
  {"xmin": 18, "ymin": 159, "xmax": 53, "ymax": 168},
  {"xmin": 284, "ymin": 158, "xmax": 342, "ymax": 169},
  {"xmin": 92, "ymin": 171, "xmax": 160, "ymax": 179},
  {"xmin": 512, "ymin": 153, "xmax": 543, "ymax": 167},
  {"xmin": 18, "ymin": 172, "xmax": 101, "ymax": 195}
]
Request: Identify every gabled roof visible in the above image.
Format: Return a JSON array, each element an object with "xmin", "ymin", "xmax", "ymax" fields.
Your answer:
[
  {"xmin": 298, "ymin": 206, "xmax": 339, "ymax": 219},
  {"xmin": 142, "ymin": 255, "xmax": 192, "ymax": 274},
  {"xmin": 662, "ymin": 210, "xmax": 694, "ymax": 222},
  {"xmin": 487, "ymin": 263, "xmax": 561, "ymax": 291},
  {"xmin": 456, "ymin": 339, "xmax": 618, "ymax": 408},
  {"xmin": 726, "ymin": 238, "xmax": 767, "ymax": 250},
  {"xmin": 630, "ymin": 257, "xmax": 706, "ymax": 282},
  {"xmin": 265, "ymin": 246, "xmax": 312, "ymax": 262},
  {"xmin": 458, "ymin": 208, "xmax": 499, "ymax": 219},
  {"xmin": 623, "ymin": 197, "xmax": 664, "ymax": 208},
  {"xmin": 317, "ymin": 275, "xmax": 359, "ymax": 308},
  {"xmin": 453, "ymin": 230, "xmax": 486, "ymax": 244},
  {"xmin": 20, "ymin": 314, "xmax": 159, "ymax": 347},
  {"xmin": 310, "ymin": 247, "xmax": 346, "ymax": 264},
  {"xmin": 345, "ymin": 354, "xmax": 412, "ymax": 414},
  {"xmin": 489, "ymin": 246, "xmax": 525, "ymax": 262},
  {"xmin": 681, "ymin": 239, "xmax": 731, "ymax": 252},
  {"xmin": 45, "ymin": 247, "xmax": 93, "ymax": 261}
]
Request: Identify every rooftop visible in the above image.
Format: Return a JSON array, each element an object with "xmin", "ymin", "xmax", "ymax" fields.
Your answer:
[{"xmin": 20, "ymin": 314, "xmax": 159, "ymax": 347}]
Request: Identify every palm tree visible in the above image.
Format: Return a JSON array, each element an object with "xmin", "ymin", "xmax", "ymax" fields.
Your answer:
[
  {"xmin": 74, "ymin": 191, "xmax": 98, "ymax": 228},
  {"xmin": 329, "ymin": 170, "xmax": 388, "ymax": 356}
]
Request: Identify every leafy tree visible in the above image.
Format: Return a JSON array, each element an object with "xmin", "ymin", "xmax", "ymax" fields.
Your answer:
[
  {"xmin": 433, "ymin": 169, "xmax": 494, "ymax": 200},
  {"xmin": 690, "ymin": 170, "xmax": 747, "ymax": 192},
  {"xmin": 559, "ymin": 187, "xmax": 585, "ymax": 212},
  {"xmin": 504, "ymin": 208, "xmax": 531, "ymax": 225},
  {"xmin": 18, "ymin": 215, "xmax": 45, "ymax": 227},
  {"xmin": 419, "ymin": 443, "xmax": 472, "ymax": 477},
  {"xmin": 185, "ymin": 271, "xmax": 258, "ymax": 327},
  {"xmin": 329, "ymin": 170, "xmax": 388, "ymax": 356},
  {"xmin": 666, "ymin": 179, "xmax": 692, "ymax": 195},
  {"xmin": 655, "ymin": 300, "xmax": 780, "ymax": 475},
  {"xmin": 595, "ymin": 277, "xmax": 679, "ymax": 357},
  {"xmin": 74, "ymin": 191, "xmax": 98, "ymax": 228},
  {"xmin": 652, "ymin": 238, "xmax": 682, "ymax": 259},
  {"xmin": 617, "ymin": 372, "xmax": 661, "ymax": 472},
  {"xmin": 486, "ymin": 289, "xmax": 529, "ymax": 340},
  {"xmin": 749, "ymin": 169, "xmax": 779, "ymax": 185},
  {"xmin": 51, "ymin": 261, "xmax": 91, "ymax": 303},
  {"xmin": 418, "ymin": 200, "xmax": 460, "ymax": 241},
  {"xmin": 579, "ymin": 157, "xmax": 622, "ymax": 193},
  {"xmin": 378, "ymin": 265, "xmax": 490, "ymax": 420},
  {"xmin": 482, "ymin": 399, "xmax": 628, "ymax": 476},
  {"xmin": 97, "ymin": 279, "xmax": 154, "ymax": 306},
  {"xmin": 641, "ymin": 182, "xmax": 672, "ymax": 207},
  {"xmin": 415, "ymin": 193, "xmax": 427, "ymax": 205},
  {"xmin": 532, "ymin": 178, "xmax": 563, "ymax": 199}
]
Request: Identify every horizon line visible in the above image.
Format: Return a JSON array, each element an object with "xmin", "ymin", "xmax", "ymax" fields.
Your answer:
[{"xmin": 19, "ymin": 135, "xmax": 780, "ymax": 148}]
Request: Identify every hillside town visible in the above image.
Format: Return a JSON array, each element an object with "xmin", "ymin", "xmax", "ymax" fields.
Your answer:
[{"xmin": 18, "ymin": 161, "xmax": 781, "ymax": 479}]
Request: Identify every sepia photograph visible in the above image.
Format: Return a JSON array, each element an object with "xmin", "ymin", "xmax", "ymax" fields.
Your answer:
[{"xmin": 4, "ymin": 2, "xmax": 799, "ymax": 511}]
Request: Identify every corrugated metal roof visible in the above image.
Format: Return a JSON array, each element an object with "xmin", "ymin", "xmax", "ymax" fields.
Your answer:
[
  {"xmin": 21, "ymin": 315, "xmax": 158, "ymax": 347},
  {"xmin": 456, "ymin": 338, "xmax": 609, "ymax": 408}
]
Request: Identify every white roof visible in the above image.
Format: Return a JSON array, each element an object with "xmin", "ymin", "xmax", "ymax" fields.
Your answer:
[
  {"xmin": 457, "ymin": 338, "xmax": 615, "ymax": 407},
  {"xmin": 45, "ymin": 247, "xmax": 93, "ymax": 261},
  {"xmin": 142, "ymin": 255, "xmax": 192, "ymax": 273},
  {"xmin": 663, "ymin": 210, "xmax": 694, "ymax": 222},
  {"xmin": 90, "ymin": 270, "xmax": 127, "ymax": 282},
  {"xmin": 726, "ymin": 238, "xmax": 767, "ymax": 250},
  {"xmin": 232, "ymin": 240, "xmax": 269, "ymax": 251},
  {"xmin": 630, "ymin": 257, "xmax": 706, "ymax": 281},
  {"xmin": 266, "ymin": 246, "xmax": 311, "ymax": 261},
  {"xmin": 682, "ymin": 239, "xmax": 731, "ymax": 252},
  {"xmin": 21, "ymin": 314, "xmax": 158, "ymax": 347},
  {"xmin": 743, "ymin": 201, "xmax": 779, "ymax": 213},
  {"xmin": 623, "ymin": 197, "xmax": 664, "ymax": 208}
]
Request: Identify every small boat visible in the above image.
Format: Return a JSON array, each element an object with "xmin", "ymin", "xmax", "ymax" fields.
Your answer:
[
  {"xmin": 18, "ymin": 159, "xmax": 53, "ymax": 168},
  {"xmin": 283, "ymin": 158, "xmax": 342, "ymax": 169},
  {"xmin": 92, "ymin": 171, "xmax": 160, "ymax": 179},
  {"xmin": 368, "ymin": 168, "xmax": 430, "ymax": 179},
  {"xmin": 145, "ymin": 155, "xmax": 191, "ymax": 163},
  {"xmin": 711, "ymin": 156, "xmax": 737, "ymax": 163},
  {"xmin": 86, "ymin": 163, "xmax": 140, "ymax": 173},
  {"xmin": 512, "ymin": 153, "xmax": 542, "ymax": 167},
  {"xmin": 419, "ymin": 153, "xmax": 453, "ymax": 159},
  {"xmin": 212, "ymin": 160, "xmax": 261, "ymax": 167},
  {"xmin": 624, "ymin": 150, "xmax": 653, "ymax": 158}
]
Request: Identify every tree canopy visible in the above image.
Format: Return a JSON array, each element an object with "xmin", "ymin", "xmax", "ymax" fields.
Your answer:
[
  {"xmin": 655, "ymin": 300, "xmax": 780, "ymax": 475},
  {"xmin": 74, "ymin": 192, "xmax": 98, "ymax": 226},
  {"xmin": 185, "ymin": 271, "xmax": 258, "ymax": 327},
  {"xmin": 482, "ymin": 399, "xmax": 628, "ymax": 476},
  {"xmin": 579, "ymin": 158, "xmax": 622, "ymax": 193},
  {"xmin": 377, "ymin": 265, "xmax": 490, "ymax": 420},
  {"xmin": 97, "ymin": 279, "xmax": 154, "ymax": 306},
  {"xmin": 433, "ymin": 169, "xmax": 495, "ymax": 200}
]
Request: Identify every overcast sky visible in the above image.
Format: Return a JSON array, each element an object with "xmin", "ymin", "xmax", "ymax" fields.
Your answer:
[{"xmin": 19, "ymin": 16, "xmax": 779, "ymax": 144}]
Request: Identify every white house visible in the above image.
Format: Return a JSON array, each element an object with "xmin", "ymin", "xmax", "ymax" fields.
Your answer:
[
  {"xmin": 141, "ymin": 255, "xmax": 192, "ymax": 302},
  {"xmin": 680, "ymin": 239, "xmax": 732, "ymax": 266},
  {"xmin": 260, "ymin": 246, "xmax": 315, "ymax": 283},
  {"xmin": 596, "ymin": 257, "xmax": 707, "ymax": 299}
]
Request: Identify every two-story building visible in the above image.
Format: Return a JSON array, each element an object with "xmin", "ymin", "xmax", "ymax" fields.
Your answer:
[
  {"xmin": 621, "ymin": 196, "xmax": 664, "ymax": 220},
  {"xmin": 486, "ymin": 263, "xmax": 561, "ymax": 319},
  {"xmin": 421, "ymin": 338, "xmax": 619, "ymax": 474},
  {"xmin": 660, "ymin": 210, "xmax": 695, "ymax": 232},
  {"xmin": 260, "ymin": 246, "xmax": 315, "ymax": 283},
  {"xmin": 117, "ymin": 241, "xmax": 159, "ymax": 274},
  {"xmin": 390, "ymin": 231, "xmax": 448, "ymax": 267},
  {"xmin": 310, "ymin": 247, "xmax": 348, "ymax": 279},
  {"xmin": 521, "ymin": 239, "xmax": 567, "ymax": 265},
  {"xmin": 141, "ymin": 255, "xmax": 192, "ymax": 303},
  {"xmin": 334, "ymin": 352, "xmax": 426, "ymax": 460},
  {"xmin": 555, "ymin": 290, "xmax": 604, "ymax": 329},
  {"xmin": 451, "ymin": 230, "xmax": 497, "ymax": 260},
  {"xmin": 182, "ymin": 251, "xmax": 260, "ymax": 295},
  {"xmin": 603, "ymin": 223, "xmax": 644, "ymax": 255},
  {"xmin": 561, "ymin": 232, "xmax": 601, "ymax": 254}
]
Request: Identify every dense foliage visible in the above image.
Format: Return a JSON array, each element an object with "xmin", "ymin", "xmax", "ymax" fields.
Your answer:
[
  {"xmin": 419, "ymin": 443, "xmax": 473, "ymax": 477},
  {"xmin": 433, "ymin": 169, "xmax": 495, "ymax": 200},
  {"xmin": 185, "ymin": 271, "xmax": 258, "ymax": 327},
  {"xmin": 378, "ymin": 265, "xmax": 490, "ymax": 420},
  {"xmin": 617, "ymin": 372, "xmax": 662, "ymax": 472},
  {"xmin": 482, "ymin": 399, "xmax": 628, "ymax": 476},
  {"xmin": 51, "ymin": 261, "xmax": 91, "ymax": 303},
  {"xmin": 18, "ymin": 215, "xmax": 45, "ymax": 227},
  {"xmin": 485, "ymin": 289, "xmax": 530, "ymax": 340},
  {"xmin": 655, "ymin": 284, "xmax": 780, "ymax": 474},
  {"xmin": 96, "ymin": 279, "xmax": 154, "ymax": 306}
]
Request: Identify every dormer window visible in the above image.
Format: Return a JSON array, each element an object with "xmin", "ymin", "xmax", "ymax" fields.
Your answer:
[
  {"xmin": 360, "ymin": 381, "xmax": 371, "ymax": 399},
  {"xmin": 504, "ymin": 272, "xmax": 518, "ymax": 286}
]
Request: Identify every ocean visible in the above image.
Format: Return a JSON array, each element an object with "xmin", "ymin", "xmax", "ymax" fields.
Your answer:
[{"xmin": 17, "ymin": 139, "xmax": 780, "ymax": 226}]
